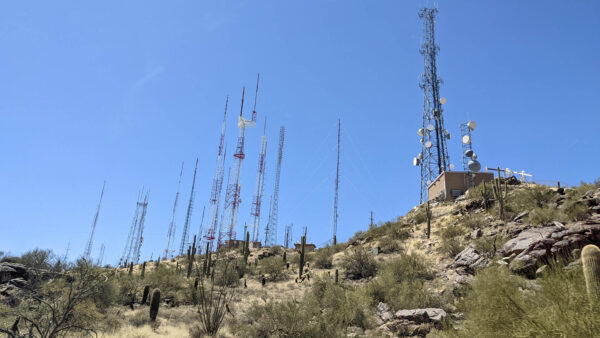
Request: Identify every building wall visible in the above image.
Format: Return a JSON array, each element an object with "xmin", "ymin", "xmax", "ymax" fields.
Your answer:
[{"xmin": 428, "ymin": 171, "xmax": 494, "ymax": 201}]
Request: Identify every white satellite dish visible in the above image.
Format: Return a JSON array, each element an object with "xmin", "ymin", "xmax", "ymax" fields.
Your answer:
[
  {"xmin": 468, "ymin": 160, "xmax": 481, "ymax": 173},
  {"xmin": 445, "ymin": 130, "xmax": 451, "ymax": 139},
  {"xmin": 427, "ymin": 124, "xmax": 435, "ymax": 131},
  {"xmin": 467, "ymin": 121, "xmax": 477, "ymax": 131},
  {"xmin": 417, "ymin": 128, "xmax": 425, "ymax": 136},
  {"xmin": 413, "ymin": 157, "xmax": 420, "ymax": 166},
  {"xmin": 449, "ymin": 163, "xmax": 455, "ymax": 170},
  {"xmin": 465, "ymin": 149, "xmax": 474, "ymax": 158},
  {"xmin": 425, "ymin": 141, "xmax": 433, "ymax": 148},
  {"xmin": 440, "ymin": 97, "xmax": 447, "ymax": 104},
  {"xmin": 462, "ymin": 135, "xmax": 471, "ymax": 144},
  {"xmin": 417, "ymin": 152, "xmax": 423, "ymax": 160},
  {"xmin": 471, "ymin": 153, "xmax": 478, "ymax": 160}
]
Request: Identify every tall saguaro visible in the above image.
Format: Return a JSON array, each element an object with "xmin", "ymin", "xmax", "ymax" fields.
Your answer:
[
  {"xmin": 418, "ymin": 7, "xmax": 450, "ymax": 203},
  {"xmin": 83, "ymin": 181, "xmax": 105, "ymax": 261},
  {"xmin": 332, "ymin": 120, "xmax": 341, "ymax": 246}
]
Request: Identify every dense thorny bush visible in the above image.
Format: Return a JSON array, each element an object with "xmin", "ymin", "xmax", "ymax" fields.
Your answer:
[
  {"xmin": 234, "ymin": 279, "xmax": 373, "ymax": 337},
  {"xmin": 260, "ymin": 256, "xmax": 286, "ymax": 281},
  {"xmin": 341, "ymin": 247, "xmax": 377, "ymax": 280},
  {"xmin": 312, "ymin": 247, "xmax": 333, "ymax": 269},
  {"xmin": 436, "ymin": 263, "xmax": 600, "ymax": 337},
  {"xmin": 145, "ymin": 264, "xmax": 189, "ymax": 305},
  {"xmin": 366, "ymin": 253, "xmax": 438, "ymax": 311}
]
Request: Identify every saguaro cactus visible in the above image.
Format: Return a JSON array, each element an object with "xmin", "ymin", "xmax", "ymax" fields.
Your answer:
[
  {"xmin": 335, "ymin": 269, "xmax": 339, "ymax": 284},
  {"xmin": 426, "ymin": 201, "xmax": 432, "ymax": 239},
  {"xmin": 149, "ymin": 289, "xmax": 161, "ymax": 321},
  {"xmin": 582, "ymin": 244, "xmax": 600, "ymax": 302},
  {"xmin": 128, "ymin": 262, "xmax": 133, "ymax": 275},
  {"xmin": 141, "ymin": 285, "xmax": 150, "ymax": 305},
  {"xmin": 492, "ymin": 168, "xmax": 508, "ymax": 219},
  {"xmin": 299, "ymin": 235, "xmax": 306, "ymax": 278},
  {"xmin": 243, "ymin": 231, "xmax": 250, "ymax": 264},
  {"xmin": 187, "ymin": 236, "xmax": 197, "ymax": 278},
  {"xmin": 141, "ymin": 261, "xmax": 146, "ymax": 279}
]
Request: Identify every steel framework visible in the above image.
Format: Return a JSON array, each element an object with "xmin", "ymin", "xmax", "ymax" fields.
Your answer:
[
  {"xmin": 179, "ymin": 158, "xmax": 199, "ymax": 256},
  {"xmin": 418, "ymin": 7, "xmax": 450, "ymax": 203},
  {"xmin": 164, "ymin": 162, "xmax": 184, "ymax": 259},
  {"xmin": 332, "ymin": 120, "xmax": 340, "ymax": 245},
  {"xmin": 119, "ymin": 190, "xmax": 149, "ymax": 266},
  {"xmin": 83, "ymin": 181, "xmax": 105, "ymax": 261},
  {"xmin": 264, "ymin": 126, "xmax": 285, "ymax": 247},
  {"xmin": 250, "ymin": 119, "xmax": 268, "ymax": 243}
]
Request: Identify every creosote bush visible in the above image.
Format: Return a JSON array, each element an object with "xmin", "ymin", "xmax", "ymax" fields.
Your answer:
[
  {"xmin": 341, "ymin": 247, "xmax": 377, "ymax": 280},
  {"xmin": 312, "ymin": 247, "xmax": 333, "ymax": 269},
  {"xmin": 438, "ymin": 226, "xmax": 467, "ymax": 258},
  {"xmin": 260, "ymin": 256, "xmax": 286, "ymax": 281}
]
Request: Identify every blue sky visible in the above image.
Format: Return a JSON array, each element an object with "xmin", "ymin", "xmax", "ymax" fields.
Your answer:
[{"xmin": 1, "ymin": 1, "xmax": 599, "ymax": 265}]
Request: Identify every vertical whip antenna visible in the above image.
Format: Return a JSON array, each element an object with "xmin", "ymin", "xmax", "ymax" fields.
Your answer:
[
  {"xmin": 332, "ymin": 120, "xmax": 340, "ymax": 246},
  {"xmin": 164, "ymin": 162, "xmax": 184, "ymax": 259},
  {"xmin": 84, "ymin": 181, "xmax": 106, "ymax": 261},
  {"xmin": 179, "ymin": 158, "xmax": 198, "ymax": 256},
  {"xmin": 252, "ymin": 73, "xmax": 260, "ymax": 122}
]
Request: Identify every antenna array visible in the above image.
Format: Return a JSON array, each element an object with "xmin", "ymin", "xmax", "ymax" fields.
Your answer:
[
  {"xmin": 179, "ymin": 158, "xmax": 199, "ymax": 256},
  {"xmin": 164, "ymin": 162, "xmax": 184, "ymax": 259},
  {"xmin": 251, "ymin": 118, "xmax": 268, "ymax": 243},
  {"xmin": 265, "ymin": 126, "xmax": 285, "ymax": 246},
  {"xmin": 119, "ymin": 189, "xmax": 149, "ymax": 266},
  {"xmin": 83, "ymin": 181, "xmax": 105, "ymax": 261}
]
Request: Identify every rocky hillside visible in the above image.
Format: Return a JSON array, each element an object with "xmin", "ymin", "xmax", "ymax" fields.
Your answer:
[{"xmin": 1, "ymin": 178, "xmax": 599, "ymax": 337}]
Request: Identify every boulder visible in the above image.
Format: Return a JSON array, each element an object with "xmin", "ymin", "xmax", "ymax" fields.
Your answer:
[
  {"xmin": 376, "ymin": 302, "xmax": 393, "ymax": 323},
  {"xmin": 513, "ymin": 211, "xmax": 529, "ymax": 222},
  {"xmin": 394, "ymin": 308, "xmax": 447, "ymax": 324},
  {"xmin": 470, "ymin": 228, "xmax": 483, "ymax": 239},
  {"xmin": 501, "ymin": 227, "xmax": 557, "ymax": 256},
  {"xmin": 450, "ymin": 247, "xmax": 488, "ymax": 272},
  {"xmin": 8, "ymin": 278, "xmax": 27, "ymax": 288},
  {"xmin": 0, "ymin": 265, "xmax": 17, "ymax": 284}
]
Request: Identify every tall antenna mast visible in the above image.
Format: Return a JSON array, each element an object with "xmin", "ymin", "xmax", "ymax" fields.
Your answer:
[
  {"xmin": 119, "ymin": 189, "xmax": 149, "ymax": 266},
  {"xmin": 96, "ymin": 243, "xmax": 105, "ymax": 266},
  {"xmin": 132, "ymin": 191, "xmax": 149, "ymax": 264},
  {"xmin": 217, "ymin": 166, "xmax": 231, "ymax": 247},
  {"xmin": 265, "ymin": 126, "xmax": 285, "ymax": 247},
  {"xmin": 415, "ymin": 7, "xmax": 451, "ymax": 203},
  {"xmin": 332, "ymin": 120, "xmax": 340, "ymax": 246},
  {"xmin": 179, "ymin": 158, "xmax": 198, "ymax": 256},
  {"xmin": 83, "ymin": 181, "xmax": 105, "ymax": 261},
  {"xmin": 284, "ymin": 224, "xmax": 293, "ymax": 248},
  {"xmin": 204, "ymin": 98, "xmax": 229, "ymax": 252},
  {"xmin": 164, "ymin": 162, "xmax": 184, "ymax": 259},
  {"xmin": 251, "ymin": 118, "xmax": 268, "ymax": 243},
  {"xmin": 196, "ymin": 205, "xmax": 205, "ymax": 251},
  {"xmin": 224, "ymin": 74, "xmax": 259, "ymax": 244}
]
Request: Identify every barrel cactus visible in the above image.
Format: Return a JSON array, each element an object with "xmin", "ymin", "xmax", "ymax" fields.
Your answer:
[{"xmin": 582, "ymin": 244, "xmax": 600, "ymax": 302}]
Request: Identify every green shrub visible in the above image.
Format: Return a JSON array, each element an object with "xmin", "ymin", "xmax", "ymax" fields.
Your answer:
[
  {"xmin": 260, "ymin": 256, "xmax": 286, "ymax": 281},
  {"xmin": 341, "ymin": 247, "xmax": 377, "ymax": 280},
  {"xmin": 312, "ymin": 247, "xmax": 333, "ymax": 269},
  {"xmin": 472, "ymin": 235, "xmax": 507, "ymax": 258},
  {"xmin": 446, "ymin": 264, "xmax": 600, "ymax": 337},
  {"xmin": 527, "ymin": 207, "xmax": 560, "ymax": 225},
  {"xmin": 379, "ymin": 236, "xmax": 402, "ymax": 254},
  {"xmin": 563, "ymin": 200, "xmax": 590, "ymax": 221},
  {"xmin": 214, "ymin": 259, "xmax": 244, "ymax": 287},
  {"xmin": 438, "ymin": 226, "xmax": 467, "ymax": 258},
  {"xmin": 145, "ymin": 264, "xmax": 188, "ymax": 305},
  {"xmin": 459, "ymin": 213, "xmax": 485, "ymax": 229},
  {"xmin": 411, "ymin": 206, "xmax": 428, "ymax": 224}
]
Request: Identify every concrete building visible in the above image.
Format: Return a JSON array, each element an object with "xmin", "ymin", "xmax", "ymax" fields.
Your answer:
[
  {"xmin": 428, "ymin": 171, "xmax": 494, "ymax": 201},
  {"xmin": 294, "ymin": 242, "xmax": 316, "ymax": 252}
]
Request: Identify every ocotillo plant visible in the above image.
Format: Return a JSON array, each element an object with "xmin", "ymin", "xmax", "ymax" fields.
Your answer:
[
  {"xmin": 149, "ymin": 289, "xmax": 161, "ymax": 321},
  {"xmin": 492, "ymin": 168, "xmax": 508, "ymax": 219},
  {"xmin": 299, "ymin": 235, "xmax": 306, "ymax": 279},
  {"xmin": 141, "ymin": 261, "xmax": 146, "ymax": 279},
  {"xmin": 141, "ymin": 285, "xmax": 150, "ymax": 305},
  {"xmin": 582, "ymin": 244, "xmax": 600, "ymax": 302}
]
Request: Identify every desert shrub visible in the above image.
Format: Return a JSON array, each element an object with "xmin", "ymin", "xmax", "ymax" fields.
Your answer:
[
  {"xmin": 312, "ymin": 247, "xmax": 333, "ymax": 269},
  {"xmin": 260, "ymin": 256, "xmax": 286, "ymax": 281},
  {"xmin": 214, "ymin": 259, "xmax": 243, "ymax": 287},
  {"xmin": 471, "ymin": 235, "xmax": 508, "ymax": 258},
  {"xmin": 440, "ymin": 226, "xmax": 467, "ymax": 240},
  {"xmin": 348, "ymin": 230, "xmax": 365, "ymax": 244},
  {"xmin": 438, "ymin": 226, "xmax": 467, "ymax": 258},
  {"xmin": 445, "ymin": 263, "xmax": 600, "ymax": 337},
  {"xmin": 145, "ymin": 264, "xmax": 188, "ymax": 304},
  {"xmin": 459, "ymin": 213, "xmax": 485, "ymax": 229},
  {"xmin": 19, "ymin": 248, "xmax": 55, "ymax": 270},
  {"xmin": 563, "ymin": 200, "xmax": 591, "ymax": 221},
  {"xmin": 191, "ymin": 267, "xmax": 236, "ymax": 337},
  {"xmin": 378, "ymin": 236, "xmax": 402, "ymax": 254},
  {"xmin": 411, "ymin": 206, "xmax": 428, "ymax": 224},
  {"xmin": 366, "ymin": 253, "xmax": 438, "ymax": 311},
  {"xmin": 341, "ymin": 247, "xmax": 377, "ymax": 280},
  {"xmin": 527, "ymin": 207, "xmax": 560, "ymax": 225},
  {"xmin": 235, "ymin": 279, "xmax": 373, "ymax": 337}
]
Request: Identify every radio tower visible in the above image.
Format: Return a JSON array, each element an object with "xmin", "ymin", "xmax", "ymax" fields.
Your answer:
[
  {"xmin": 164, "ymin": 162, "xmax": 184, "ymax": 259},
  {"xmin": 83, "ymin": 181, "xmax": 105, "ymax": 261},
  {"xmin": 332, "ymin": 120, "xmax": 340, "ymax": 246},
  {"xmin": 179, "ymin": 159, "xmax": 199, "ymax": 256},
  {"xmin": 119, "ymin": 189, "xmax": 149, "ymax": 266},
  {"xmin": 265, "ymin": 126, "xmax": 285, "ymax": 247},
  {"xmin": 204, "ymin": 98, "xmax": 229, "ymax": 252},
  {"xmin": 224, "ymin": 75, "xmax": 259, "ymax": 244},
  {"xmin": 250, "ymin": 118, "xmax": 268, "ymax": 243},
  {"xmin": 417, "ymin": 7, "xmax": 450, "ymax": 203},
  {"xmin": 217, "ymin": 166, "xmax": 231, "ymax": 247},
  {"xmin": 284, "ymin": 224, "xmax": 293, "ymax": 248}
]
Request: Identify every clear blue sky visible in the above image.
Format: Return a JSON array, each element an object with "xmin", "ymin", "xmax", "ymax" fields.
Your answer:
[{"xmin": 1, "ymin": 1, "xmax": 599, "ymax": 265}]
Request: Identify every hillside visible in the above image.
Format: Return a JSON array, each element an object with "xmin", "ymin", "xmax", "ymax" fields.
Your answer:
[{"xmin": 1, "ymin": 178, "xmax": 600, "ymax": 337}]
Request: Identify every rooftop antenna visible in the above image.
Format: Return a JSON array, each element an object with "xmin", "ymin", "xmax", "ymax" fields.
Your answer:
[
  {"xmin": 204, "ymin": 98, "xmax": 229, "ymax": 252},
  {"xmin": 179, "ymin": 158, "xmax": 199, "ymax": 256},
  {"xmin": 251, "ymin": 117, "xmax": 268, "ymax": 243},
  {"xmin": 83, "ymin": 181, "xmax": 105, "ymax": 261},
  {"xmin": 224, "ymin": 75, "xmax": 259, "ymax": 245},
  {"xmin": 414, "ymin": 7, "xmax": 451, "ymax": 203},
  {"xmin": 265, "ymin": 126, "xmax": 285, "ymax": 247},
  {"xmin": 332, "ymin": 120, "xmax": 340, "ymax": 246},
  {"xmin": 164, "ymin": 162, "xmax": 184, "ymax": 259}
]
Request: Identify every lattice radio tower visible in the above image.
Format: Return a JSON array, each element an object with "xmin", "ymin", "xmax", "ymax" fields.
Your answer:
[
  {"xmin": 204, "ymin": 98, "xmax": 229, "ymax": 252},
  {"xmin": 224, "ymin": 75, "xmax": 259, "ymax": 243},
  {"xmin": 83, "ymin": 180, "xmax": 105, "ymax": 261},
  {"xmin": 265, "ymin": 126, "xmax": 285, "ymax": 247},
  {"xmin": 164, "ymin": 162, "xmax": 184, "ymax": 259},
  {"xmin": 332, "ymin": 120, "xmax": 340, "ymax": 246},
  {"xmin": 119, "ymin": 189, "xmax": 149, "ymax": 266},
  {"xmin": 250, "ymin": 118, "xmax": 268, "ymax": 243},
  {"xmin": 179, "ymin": 158, "xmax": 199, "ymax": 256},
  {"xmin": 416, "ymin": 8, "xmax": 451, "ymax": 203}
]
